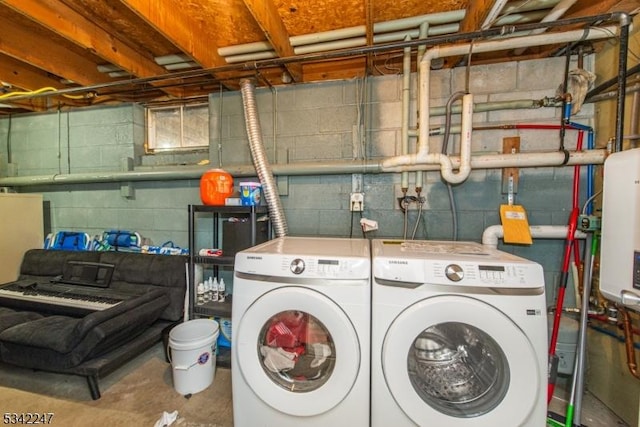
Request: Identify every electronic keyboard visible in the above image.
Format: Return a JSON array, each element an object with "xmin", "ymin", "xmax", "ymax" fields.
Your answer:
[{"xmin": 0, "ymin": 280, "xmax": 135, "ymax": 316}]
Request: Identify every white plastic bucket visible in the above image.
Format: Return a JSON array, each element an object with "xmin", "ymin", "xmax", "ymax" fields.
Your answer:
[{"xmin": 168, "ymin": 319, "xmax": 219, "ymax": 395}]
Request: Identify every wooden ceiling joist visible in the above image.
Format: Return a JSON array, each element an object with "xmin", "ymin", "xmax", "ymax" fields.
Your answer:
[
  {"xmin": 0, "ymin": 15, "xmax": 112, "ymax": 87},
  {"xmin": 3, "ymin": 0, "xmax": 184, "ymax": 98},
  {"xmin": 242, "ymin": 0, "xmax": 303, "ymax": 83},
  {"xmin": 445, "ymin": 0, "xmax": 496, "ymax": 68},
  {"xmin": 120, "ymin": 0, "xmax": 226, "ymax": 69}
]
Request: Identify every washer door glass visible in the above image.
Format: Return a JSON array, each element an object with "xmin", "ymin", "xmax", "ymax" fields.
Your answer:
[
  {"xmin": 408, "ymin": 322, "xmax": 509, "ymax": 417},
  {"xmin": 258, "ymin": 310, "xmax": 336, "ymax": 392},
  {"xmin": 236, "ymin": 286, "xmax": 361, "ymax": 417},
  {"xmin": 382, "ymin": 294, "xmax": 541, "ymax": 426}
]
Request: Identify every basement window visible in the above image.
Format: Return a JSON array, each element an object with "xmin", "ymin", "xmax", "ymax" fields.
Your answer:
[{"xmin": 146, "ymin": 103, "xmax": 209, "ymax": 152}]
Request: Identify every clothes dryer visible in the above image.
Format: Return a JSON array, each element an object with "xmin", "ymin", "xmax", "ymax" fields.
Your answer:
[
  {"xmin": 371, "ymin": 239, "xmax": 547, "ymax": 427},
  {"xmin": 232, "ymin": 237, "xmax": 370, "ymax": 427}
]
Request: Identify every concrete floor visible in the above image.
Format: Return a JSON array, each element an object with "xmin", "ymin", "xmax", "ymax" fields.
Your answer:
[
  {"xmin": 0, "ymin": 342, "xmax": 629, "ymax": 427},
  {"xmin": 0, "ymin": 343, "xmax": 233, "ymax": 427}
]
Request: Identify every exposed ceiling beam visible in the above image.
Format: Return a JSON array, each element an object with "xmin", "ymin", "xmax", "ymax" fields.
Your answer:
[
  {"xmin": 365, "ymin": 0, "xmax": 374, "ymax": 76},
  {"xmin": 242, "ymin": 0, "xmax": 303, "ymax": 83},
  {"xmin": 445, "ymin": 0, "xmax": 497, "ymax": 68},
  {"xmin": 3, "ymin": 0, "xmax": 183, "ymax": 98},
  {"xmin": 0, "ymin": 55, "xmax": 63, "ymax": 90},
  {"xmin": 0, "ymin": 54, "xmax": 96, "ymax": 109},
  {"xmin": 515, "ymin": 0, "xmax": 634, "ymax": 60},
  {"xmin": 119, "ymin": 0, "xmax": 226, "ymax": 70},
  {"xmin": 0, "ymin": 15, "xmax": 112, "ymax": 87}
]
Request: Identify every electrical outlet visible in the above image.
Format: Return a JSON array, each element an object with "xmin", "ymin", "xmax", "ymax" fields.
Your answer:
[{"xmin": 350, "ymin": 192, "xmax": 364, "ymax": 211}]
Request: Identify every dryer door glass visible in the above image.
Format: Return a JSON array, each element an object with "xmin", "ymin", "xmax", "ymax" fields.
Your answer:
[
  {"xmin": 257, "ymin": 310, "xmax": 336, "ymax": 392},
  {"xmin": 408, "ymin": 322, "xmax": 509, "ymax": 418}
]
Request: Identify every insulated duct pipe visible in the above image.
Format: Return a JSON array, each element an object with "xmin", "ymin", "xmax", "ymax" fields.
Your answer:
[
  {"xmin": 0, "ymin": 149, "xmax": 605, "ymax": 187},
  {"xmin": 218, "ymin": 10, "xmax": 465, "ymax": 57},
  {"xmin": 482, "ymin": 224, "xmax": 587, "ymax": 248},
  {"xmin": 381, "ymin": 25, "xmax": 619, "ymax": 184},
  {"xmin": 239, "ymin": 79, "xmax": 288, "ymax": 237}
]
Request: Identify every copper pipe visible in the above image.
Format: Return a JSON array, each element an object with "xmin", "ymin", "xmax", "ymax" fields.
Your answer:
[{"xmin": 620, "ymin": 306, "xmax": 640, "ymax": 380}]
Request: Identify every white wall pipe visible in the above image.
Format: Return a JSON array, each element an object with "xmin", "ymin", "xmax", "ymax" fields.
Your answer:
[
  {"xmin": 482, "ymin": 224, "xmax": 587, "ymax": 248},
  {"xmin": 401, "ymin": 36, "xmax": 411, "ymax": 191},
  {"xmin": 380, "ymin": 25, "xmax": 618, "ymax": 184},
  {"xmin": 0, "ymin": 149, "xmax": 606, "ymax": 187},
  {"xmin": 385, "ymin": 149, "xmax": 606, "ymax": 172},
  {"xmin": 415, "ymin": 21, "xmax": 429, "ymax": 192},
  {"xmin": 383, "ymin": 93, "xmax": 473, "ymax": 184}
]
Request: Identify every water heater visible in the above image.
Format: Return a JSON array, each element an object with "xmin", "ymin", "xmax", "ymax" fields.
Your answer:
[{"xmin": 599, "ymin": 148, "xmax": 640, "ymax": 310}]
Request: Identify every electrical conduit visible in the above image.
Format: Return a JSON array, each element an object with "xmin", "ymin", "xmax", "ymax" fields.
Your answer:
[{"xmin": 240, "ymin": 79, "xmax": 288, "ymax": 237}]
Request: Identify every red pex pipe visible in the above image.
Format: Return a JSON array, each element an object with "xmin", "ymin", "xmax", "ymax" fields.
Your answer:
[{"xmin": 547, "ymin": 207, "xmax": 579, "ymax": 403}]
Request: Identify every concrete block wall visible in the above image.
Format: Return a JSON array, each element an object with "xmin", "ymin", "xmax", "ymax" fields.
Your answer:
[
  {"xmin": 0, "ymin": 104, "xmax": 198, "ymax": 247},
  {"xmin": 0, "ymin": 56, "xmax": 597, "ymax": 307},
  {"xmin": 207, "ymin": 57, "xmax": 594, "ymax": 307}
]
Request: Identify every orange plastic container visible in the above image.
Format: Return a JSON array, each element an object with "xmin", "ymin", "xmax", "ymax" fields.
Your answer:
[{"xmin": 200, "ymin": 169, "xmax": 234, "ymax": 205}]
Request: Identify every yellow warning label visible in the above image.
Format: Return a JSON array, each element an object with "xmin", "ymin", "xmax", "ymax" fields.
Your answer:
[{"xmin": 499, "ymin": 204, "xmax": 532, "ymax": 245}]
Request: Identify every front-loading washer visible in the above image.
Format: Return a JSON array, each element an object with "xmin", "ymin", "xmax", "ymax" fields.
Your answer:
[
  {"xmin": 232, "ymin": 237, "xmax": 370, "ymax": 427},
  {"xmin": 371, "ymin": 239, "xmax": 547, "ymax": 427}
]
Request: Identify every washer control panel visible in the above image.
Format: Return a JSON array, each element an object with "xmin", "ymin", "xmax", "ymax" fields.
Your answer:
[{"xmin": 278, "ymin": 256, "xmax": 366, "ymax": 279}]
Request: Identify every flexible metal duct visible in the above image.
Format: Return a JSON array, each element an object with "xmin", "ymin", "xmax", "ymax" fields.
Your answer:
[{"xmin": 240, "ymin": 79, "xmax": 288, "ymax": 237}]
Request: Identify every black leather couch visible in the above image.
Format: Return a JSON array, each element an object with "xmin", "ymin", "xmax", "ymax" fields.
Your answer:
[{"xmin": 0, "ymin": 249, "xmax": 187, "ymax": 399}]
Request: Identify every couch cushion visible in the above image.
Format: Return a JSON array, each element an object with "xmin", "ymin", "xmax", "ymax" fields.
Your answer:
[
  {"xmin": 98, "ymin": 251, "xmax": 187, "ymax": 321},
  {"xmin": 19, "ymin": 249, "xmax": 100, "ymax": 280},
  {"xmin": 0, "ymin": 307, "xmax": 43, "ymax": 334},
  {"xmin": 0, "ymin": 290, "xmax": 170, "ymax": 369}
]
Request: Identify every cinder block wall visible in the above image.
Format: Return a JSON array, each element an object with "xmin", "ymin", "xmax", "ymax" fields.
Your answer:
[{"xmin": 0, "ymin": 57, "xmax": 596, "ymax": 306}]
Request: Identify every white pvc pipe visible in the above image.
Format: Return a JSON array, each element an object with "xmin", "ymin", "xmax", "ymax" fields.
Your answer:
[
  {"xmin": 0, "ymin": 149, "xmax": 606, "ymax": 187},
  {"xmin": 224, "ymin": 51, "xmax": 278, "ymax": 64},
  {"xmin": 219, "ymin": 41, "xmax": 272, "ymax": 57},
  {"xmin": 294, "ymin": 38, "xmax": 366, "ymax": 55},
  {"xmin": 218, "ymin": 9, "xmax": 465, "ymax": 58},
  {"xmin": 380, "ymin": 25, "xmax": 618, "ymax": 183},
  {"xmin": 385, "ymin": 149, "xmax": 606, "ymax": 172},
  {"xmin": 290, "ymin": 27, "xmax": 364, "ymax": 46},
  {"xmin": 493, "ymin": 11, "xmax": 548, "ymax": 26},
  {"xmin": 501, "ymin": 0, "xmax": 562, "ymax": 14},
  {"xmin": 511, "ymin": 0, "xmax": 579, "ymax": 55},
  {"xmin": 415, "ymin": 21, "xmax": 429, "ymax": 192},
  {"xmin": 401, "ymin": 36, "xmax": 411, "ymax": 191},
  {"xmin": 373, "ymin": 23, "xmax": 459, "ymax": 44},
  {"xmin": 482, "ymin": 224, "xmax": 587, "ymax": 248},
  {"xmin": 375, "ymin": 9, "xmax": 465, "ymax": 33},
  {"xmin": 481, "ymin": 0, "xmax": 509, "ymax": 30}
]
